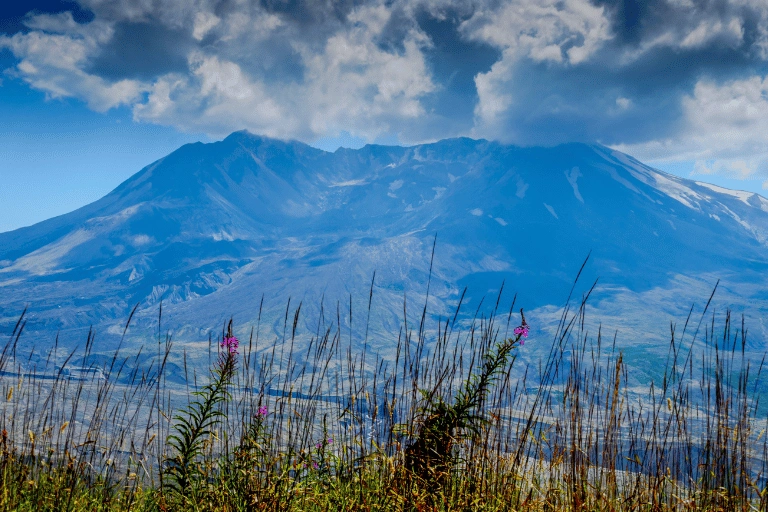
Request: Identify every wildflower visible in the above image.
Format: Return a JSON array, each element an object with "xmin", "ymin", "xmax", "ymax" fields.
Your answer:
[
  {"xmin": 256, "ymin": 405, "xmax": 268, "ymax": 418},
  {"xmin": 221, "ymin": 335, "xmax": 239, "ymax": 354},
  {"xmin": 514, "ymin": 309, "xmax": 530, "ymax": 345},
  {"xmin": 312, "ymin": 462, "xmax": 319, "ymax": 469}
]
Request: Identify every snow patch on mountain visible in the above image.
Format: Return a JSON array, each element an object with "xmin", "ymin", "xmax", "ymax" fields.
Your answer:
[
  {"xmin": 516, "ymin": 177, "xmax": 528, "ymax": 198},
  {"xmin": 128, "ymin": 268, "xmax": 142, "ymax": 282},
  {"xmin": 331, "ymin": 179, "xmax": 368, "ymax": 187},
  {"xmin": 89, "ymin": 204, "xmax": 143, "ymax": 225},
  {"xmin": 605, "ymin": 149, "xmax": 657, "ymax": 184},
  {"xmin": 564, "ymin": 167, "xmax": 584, "ymax": 203},
  {"xmin": 212, "ymin": 231, "xmax": 235, "ymax": 242},
  {"xmin": 132, "ymin": 234, "xmax": 153, "ymax": 246},
  {"xmin": 696, "ymin": 182, "xmax": 755, "ymax": 205},
  {"xmin": 649, "ymin": 173, "xmax": 707, "ymax": 212},
  {"xmin": 593, "ymin": 153, "xmax": 656, "ymax": 203},
  {"xmin": 543, "ymin": 203, "xmax": 558, "ymax": 219},
  {"xmin": 477, "ymin": 255, "xmax": 511, "ymax": 272},
  {"xmin": 720, "ymin": 204, "xmax": 768, "ymax": 245}
]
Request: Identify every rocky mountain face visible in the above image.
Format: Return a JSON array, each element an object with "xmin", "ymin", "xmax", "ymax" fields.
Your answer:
[{"xmin": 2, "ymin": 131, "xmax": 767, "ymax": 370}]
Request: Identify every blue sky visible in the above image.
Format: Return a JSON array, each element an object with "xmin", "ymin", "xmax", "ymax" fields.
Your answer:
[{"xmin": 3, "ymin": 0, "xmax": 768, "ymax": 233}]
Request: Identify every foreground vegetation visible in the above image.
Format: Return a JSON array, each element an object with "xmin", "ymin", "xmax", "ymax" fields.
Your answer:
[{"xmin": 1, "ymin": 268, "xmax": 767, "ymax": 511}]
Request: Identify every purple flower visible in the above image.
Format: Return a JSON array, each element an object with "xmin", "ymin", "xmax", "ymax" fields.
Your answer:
[
  {"xmin": 221, "ymin": 336, "xmax": 239, "ymax": 354},
  {"xmin": 327, "ymin": 438, "xmax": 333, "ymax": 444},
  {"xmin": 312, "ymin": 462, "xmax": 319, "ymax": 469},
  {"xmin": 514, "ymin": 313, "xmax": 530, "ymax": 345},
  {"xmin": 256, "ymin": 405, "xmax": 268, "ymax": 418},
  {"xmin": 316, "ymin": 442, "xmax": 322, "ymax": 448}
]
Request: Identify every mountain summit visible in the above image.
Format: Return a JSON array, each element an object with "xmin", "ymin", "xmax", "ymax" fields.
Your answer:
[{"xmin": 2, "ymin": 132, "xmax": 768, "ymax": 355}]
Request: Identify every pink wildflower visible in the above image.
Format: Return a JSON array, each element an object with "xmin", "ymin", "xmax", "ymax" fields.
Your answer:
[
  {"xmin": 221, "ymin": 335, "xmax": 239, "ymax": 354},
  {"xmin": 257, "ymin": 405, "xmax": 268, "ymax": 417},
  {"xmin": 514, "ymin": 309, "xmax": 530, "ymax": 345}
]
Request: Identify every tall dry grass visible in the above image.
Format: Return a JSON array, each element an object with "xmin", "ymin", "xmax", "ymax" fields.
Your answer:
[{"xmin": 1, "ymin": 260, "xmax": 766, "ymax": 511}]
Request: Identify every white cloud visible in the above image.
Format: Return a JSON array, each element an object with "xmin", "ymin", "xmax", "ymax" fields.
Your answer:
[
  {"xmin": 471, "ymin": 51, "xmax": 515, "ymax": 133},
  {"xmin": 615, "ymin": 2, "xmax": 753, "ymax": 66},
  {"xmin": 460, "ymin": 0, "xmax": 611, "ymax": 65},
  {"xmin": 77, "ymin": 0, "xmax": 213, "ymax": 28},
  {"xmin": 0, "ymin": 13, "xmax": 144, "ymax": 111},
  {"xmin": 615, "ymin": 97, "xmax": 631, "ymax": 110},
  {"xmin": 680, "ymin": 17, "xmax": 743, "ymax": 49},
  {"xmin": 134, "ymin": 3, "xmax": 435, "ymax": 140},
  {"xmin": 4, "ymin": 0, "xmax": 768, "ymax": 174},
  {"xmin": 734, "ymin": 0, "xmax": 768, "ymax": 59},
  {"xmin": 133, "ymin": 53, "xmax": 290, "ymax": 137},
  {"xmin": 217, "ymin": 9, "xmax": 282, "ymax": 42},
  {"xmin": 461, "ymin": 0, "xmax": 611, "ymax": 136},
  {"xmin": 1, "ymin": 2, "xmax": 435, "ymax": 142},
  {"xmin": 623, "ymin": 15, "xmax": 744, "ymax": 62},
  {"xmin": 693, "ymin": 159, "xmax": 755, "ymax": 179},
  {"xmin": 192, "ymin": 11, "xmax": 220, "ymax": 41},
  {"xmin": 298, "ymin": 3, "xmax": 435, "ymax": 140},
  {"xmin": 612, "ymin": 75, "xmax": 768, "ymax": 178}
]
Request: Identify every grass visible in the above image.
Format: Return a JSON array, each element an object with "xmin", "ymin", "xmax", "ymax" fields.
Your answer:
[{"xmin": 1, "ymin": 264, "xmax": 767, "ymax": 511}]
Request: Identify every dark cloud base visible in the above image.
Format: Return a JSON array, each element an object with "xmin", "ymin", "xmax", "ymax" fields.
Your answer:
[{"xmin": 87, "ymin": 21, "xmax": 193, "ymax": 81}]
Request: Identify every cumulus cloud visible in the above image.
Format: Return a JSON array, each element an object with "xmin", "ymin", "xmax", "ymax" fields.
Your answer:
[
  {"xmin": 133, "ymin": 52, "xmax": 290, "ymax": 137},
  {"xmin": 3, "ymin": 0, "xmax": 768, "ymax": 180},
  {"xmin": 461, "ymin": 0, "xmax": 612, "ymax": 64},
  {"xmin": 128, "ymin": 2, "xmax": 435, "ymax": 140},
  {"xmin": 1, "ymin": 1, "xmax": 437, "ymax": 142},
  {"xmin": 192, "ymin": 11, "xmax": 220, "ymax": 41},
  {"xmin": 613, "ymin": 75, "xmax": 768, "ymax": 178},
  {"xmin": 617, "ymin": 13, "xmax": 745, "ymax": 62},
  {"xmin": 459, "ymin": 0, "xmax": 612, "ymax": 135},
  {"xmin": 299, "ymin": 4, "xmax": 435, "ymax": 139},
  {"xmin": 0, "ymin": 12, "xmax": 144, "ymax": 111}
]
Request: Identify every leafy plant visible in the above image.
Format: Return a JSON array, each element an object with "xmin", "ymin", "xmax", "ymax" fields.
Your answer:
[
  {"xmin": 162, "ymin": 324, "xmax": 239, "ymax": 501},
  {"xmin": 402, "ymin": 310, "xmax": 529, "ymax": 496}
]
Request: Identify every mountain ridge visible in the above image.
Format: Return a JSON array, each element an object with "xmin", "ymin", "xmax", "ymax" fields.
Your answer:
[{"xmin": 2, "ymin": 132, "xmax": 768, "ymax": 366}]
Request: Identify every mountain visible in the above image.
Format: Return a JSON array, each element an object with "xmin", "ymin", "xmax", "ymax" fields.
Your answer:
[{"xmin": 2, "ymin": 131, "xmax": 768, "ymax": 373}]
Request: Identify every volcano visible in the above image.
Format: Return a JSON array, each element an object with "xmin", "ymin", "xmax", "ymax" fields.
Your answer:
[{"xmin": 2, "ymin": 131, "xmax": 767, "ymax": 364}]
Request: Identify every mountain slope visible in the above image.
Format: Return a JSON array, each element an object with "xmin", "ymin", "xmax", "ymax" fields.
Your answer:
[{"xmin": 2, "ymin": 131, "xmax": 768, "ymax": 358}]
